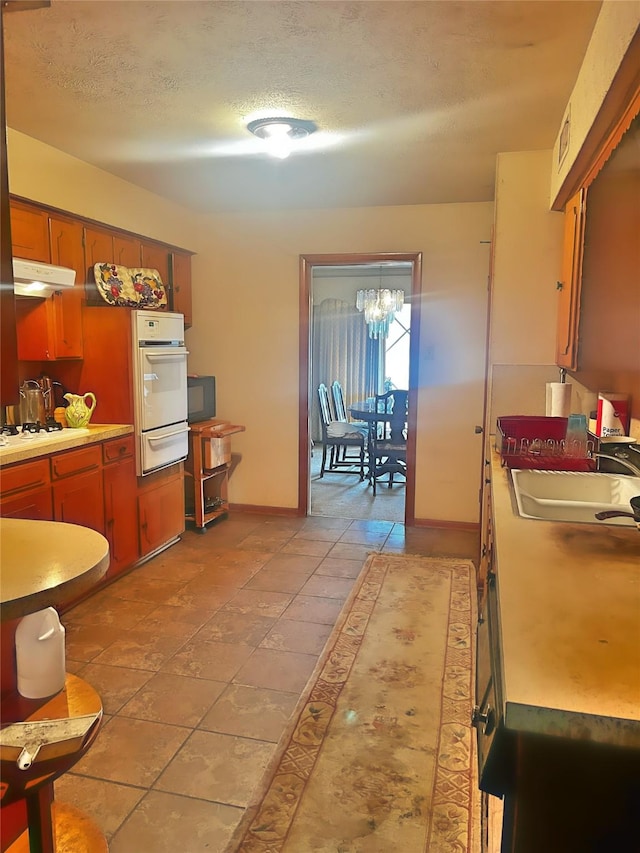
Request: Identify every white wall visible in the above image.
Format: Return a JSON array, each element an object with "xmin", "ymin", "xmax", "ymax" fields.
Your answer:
[
  {"xmin": 489, "ymin": 150, "xmax": 569, "ymax": 427},
  {"xmin": 187, "ymin": 203, "xmax": 493, "ymax": 523}
]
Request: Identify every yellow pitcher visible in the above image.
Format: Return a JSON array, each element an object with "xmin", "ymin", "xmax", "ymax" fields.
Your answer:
[{"xmin": 63, "ymin": 392, "xmax": 97, "ymax": 428}]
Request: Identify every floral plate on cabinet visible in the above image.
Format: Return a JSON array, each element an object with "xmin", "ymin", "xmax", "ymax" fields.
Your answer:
[
  {"xmin": 93, "ymin": 264, "xmax": 167, "ymax": 309},
  {"xmin": 94, "ymin": 263, "xmax": 138, "ymax": 306},
  {"xmin": 128, "ymin": 268, "xmax": 168, "ymax": 309}
]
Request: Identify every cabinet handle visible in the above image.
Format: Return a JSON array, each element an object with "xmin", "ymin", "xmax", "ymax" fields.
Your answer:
[
  {"xmin": 556, "ymin": 281, "xmax": 564, "ymax": 291},
  {"xmin": 471, "ymin": 704, "xmax": 496, "ymax": 735},
  {"xmin": 474, "ymin": 425, "xmax": 483, "ymax": 434}
]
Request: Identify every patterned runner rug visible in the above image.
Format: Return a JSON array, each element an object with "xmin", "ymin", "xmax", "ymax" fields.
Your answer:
[{"xmin": 228, "ymin": 554, "xmax": 480, "ymax": 853}]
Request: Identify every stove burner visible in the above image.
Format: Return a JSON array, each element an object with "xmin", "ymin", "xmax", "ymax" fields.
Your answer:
[
  {"xmin": 1, "ymin": 424, "xmax": 19, "ymax": 436},
  {"xmin": 22, "ymin": 422, "xmax": 42, "ymax": 434},
  {"xmin": 44, "ymin": 419, "xmax": 63, "ymax": 432}
]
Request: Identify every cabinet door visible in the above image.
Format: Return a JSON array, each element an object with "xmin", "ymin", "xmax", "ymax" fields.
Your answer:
[
  {"xmin": 53, "ymin": 468, "xmax": 105, "ymax": 533},
  {"xmin": 103, "ymin": 437, "xmax": 139, "ymax": 578},
  {"xmin": 114, "ymin": 233, "xmax": 141, "ymax": 268},
  {"xmin": 48, "ymin": 216, "xmax": 85, "ymax": 358},
  {"xmin": 10, "ymin": 200, "xmax": 50, "ymax": 262},
  {"xmin": 171, "ymin": 250, "xmax": 192, "ymax": 326},
  {"xmin": 138, "ymin": 469, "xmax": 184, "ymax": 557},
  {"xmin": 140, "ymin": 240, "xmax": 170, "ymax": 286},
  {"xmin": 555, "ymin": 188, "xmax": 586, "ymax": 370},
  {"xmin": 0, "ymin": 486, "xmax": 53, "ymax": 520},
  {"xmin": 84, "ymin": 226, "xmax": 115, "ymax": 272},
  {"xmin": 51, "ymin": 446, "xmax": 105, "ymax": 533}
]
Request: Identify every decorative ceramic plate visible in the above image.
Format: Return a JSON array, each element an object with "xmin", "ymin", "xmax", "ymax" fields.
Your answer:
[
  {"xmin": 128, "ymin": 268, "xmax": 168, "ymax": 309},
  {"xmin": 93, "ymin": 263, "xmax": 138, "ymax": 307},
  {"xmin": 93, "ymin": 264, "xmax": 168, "ymax": 309}
]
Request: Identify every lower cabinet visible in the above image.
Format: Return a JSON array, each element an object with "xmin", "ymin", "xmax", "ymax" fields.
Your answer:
[
  {"xmin": 0, "ymin": 458, "xmax": 52, "ymax": 520},
  {"xmin": 138, "ymin": 463, "xmax": 185, "ymax": 557},
  {"xmin": 0, "ymin": 439, "xmax": 185, "ymax": 595},
  {"xmin": 103, "ymin": 436, "xmax": 139, "ymax": 579},
  {"xmin": 51, "ymin": 446, "xmax": 105, "ymax": 534}
]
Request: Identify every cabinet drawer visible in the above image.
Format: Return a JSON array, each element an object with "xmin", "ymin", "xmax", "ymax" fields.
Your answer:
[
  {"xmin": 0, "ymin": 459, "xmax": 50, "ymax": 497},
  {"xmin": 51, "ymin": 445, "xmax": 102, "ymax": 480},
  {"xmin": 102, "ymin": 435, "xmax": 135, "ymax": 464}
]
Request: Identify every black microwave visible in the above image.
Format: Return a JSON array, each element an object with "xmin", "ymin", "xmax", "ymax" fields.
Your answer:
[{"xmin": 187, "ymin": 375, "xmax": 216, "ymax": 423}]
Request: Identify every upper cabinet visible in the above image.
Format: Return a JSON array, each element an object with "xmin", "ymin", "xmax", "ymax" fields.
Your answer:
[
  {"xmin": 140, "ymin": 240, "xmax": 170, "ymax": 286},
  {"xmin": 84, "ymin": 225, "xmax": 142, "ymax": 275},
  {"xmin": 10, "ymin": 197, "xmax": 194, "ymax": 352},
  {"xmin": 555, "ymin": 189, "xmax": 586, "ymax": 370},
  {"xmin": 9, "ymin": 200, "xmax": 50, "ymax": 262},
  {"xmin": 555, "ymin": 91, "xmax": 639, "ymax": 417},
  {"xmin": 13, "ymin": 202, "xmax": 85, "ymax": 360}
]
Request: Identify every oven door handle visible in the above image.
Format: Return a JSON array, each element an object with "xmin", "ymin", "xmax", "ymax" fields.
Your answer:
[
  {"xmin": 144, "ymin": 351, "xmax": 189, "ymax": 361},
  {"xmin": 148, "ymin": 428, "xmax": 190, "ymax": 442}
]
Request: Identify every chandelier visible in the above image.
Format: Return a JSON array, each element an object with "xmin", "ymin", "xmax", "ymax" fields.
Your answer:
[{"xmin": 356, "ymin": 288, "xmax": 404, "ymax": 339}]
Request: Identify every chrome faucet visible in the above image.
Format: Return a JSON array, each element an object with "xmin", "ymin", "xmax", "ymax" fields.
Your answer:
[{"xmin": 591, "ymin": 451, "xmax": 640, "ymax": 477}]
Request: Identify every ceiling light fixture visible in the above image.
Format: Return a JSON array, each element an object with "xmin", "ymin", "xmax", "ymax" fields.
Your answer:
[{"xmin": 247, "ymin": 117, "xmax": 317, "ymax": 159}]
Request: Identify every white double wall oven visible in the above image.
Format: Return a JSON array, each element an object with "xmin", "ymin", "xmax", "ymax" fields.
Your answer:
[{"xmin": 131, "ymin": 310, "xmax": 189, "ymax": 476}]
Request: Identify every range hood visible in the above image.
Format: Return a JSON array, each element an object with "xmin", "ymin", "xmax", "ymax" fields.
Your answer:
[{"xmin": 13, "ymin": 258, "xmax": 76, "ymax": 297}]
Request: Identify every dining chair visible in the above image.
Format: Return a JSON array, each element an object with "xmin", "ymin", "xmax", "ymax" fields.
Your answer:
[
  {"xmin": 317, "ymin": 383, "xmax": 366, "ymax": 480},
  {"xmin": 331, "ymin": 380, "xmax": 369, "ymax": 465},
  {"xmin": 367, "ymin": 390, "xmax": 408, "ymax": 495}
]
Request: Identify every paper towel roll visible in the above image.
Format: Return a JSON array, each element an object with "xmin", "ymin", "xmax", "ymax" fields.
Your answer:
[
  {"xmin": 596, "ymin": 392, "xmax": 629, "ymax": 437},
  {"xmin": 545, "ymin": 382, "xmax": 572, "ymax": 418}
]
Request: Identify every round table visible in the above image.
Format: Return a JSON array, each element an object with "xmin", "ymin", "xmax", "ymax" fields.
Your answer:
[{"xmin": 0, "ymin": 519, "xmax": 110, "ymax": 622}]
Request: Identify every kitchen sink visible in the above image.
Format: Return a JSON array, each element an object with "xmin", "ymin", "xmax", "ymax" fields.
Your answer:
[{"xmin": 511, "ymin": 469, "xmax": 640, "ymax": 526}]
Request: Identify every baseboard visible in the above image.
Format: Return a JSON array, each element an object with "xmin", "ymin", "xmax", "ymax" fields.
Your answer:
[
  {"xmin": 229, "ymin": 503, "xmax": 304, "ymax": 517},
  {"xmin": 412, "ymin": 517, "xmax": 480, "ymax": 532}
]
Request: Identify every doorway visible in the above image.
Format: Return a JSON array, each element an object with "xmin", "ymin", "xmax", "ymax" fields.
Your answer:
[{"xmin": 298, "ymin": 252, "xmax": 422, "ymax": 524}]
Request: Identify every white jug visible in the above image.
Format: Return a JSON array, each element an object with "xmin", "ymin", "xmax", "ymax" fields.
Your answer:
[{"xmin": 15, "ymin": 607, "xmax": 66, "ymax": 699}]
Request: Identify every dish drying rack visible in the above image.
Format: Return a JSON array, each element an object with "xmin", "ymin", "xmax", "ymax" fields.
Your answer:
[{"xmin": 496, "ymin": 416, "xmax": 597, "ymax": 471}]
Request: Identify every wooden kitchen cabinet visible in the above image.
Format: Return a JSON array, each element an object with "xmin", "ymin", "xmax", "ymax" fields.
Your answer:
[
  {"xmin": 140, "ymin": 239, "xmax": 170, "ymax": 286},
  {"xmin": 0, "ymin": 458, "xmax": 52, "ymax": 521},
  {"xmin": 84, "ymin": 226, "xmax": 142, "ymax": 300},
  {"xmin": 170, "ymin": 250, "xmax": 193, "ymax": 326},
  {"xmin": 15, "ymin": 215, "xmax": 85, "ymax": 361},
  {"xmin": 138, "ymin": 464, "xmax": 185, "ymax": 557},
  {"xmin": 555, "ymin": 188, "xmax": 585, "ymax": 370},
  {"xmin": 9, "ymin": 199, "xmax": 50, "ymax": 263},
  {"xmin": 102, "ymin": 435, "xmax": 139, "ymax": 578},
  {"xmin": 51, "ymin": 445, "xmax": 105, "ymax": 535}
]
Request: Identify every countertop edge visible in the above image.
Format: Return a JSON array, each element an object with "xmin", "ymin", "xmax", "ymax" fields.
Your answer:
[{"xmin": 0, "ymin": 424, "xmax": 133, "ymax": 466}]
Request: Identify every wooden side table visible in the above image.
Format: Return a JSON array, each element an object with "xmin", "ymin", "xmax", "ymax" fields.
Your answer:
[
  {"xmin": 0, "ymin": 519, "xmax": 110, "ymax": 852},
  {"xmin": 184, "ymin": 418, "xmax": 245, "ymax": 532},
  {"xmin": 1, "ymin": 674, "xmax": 106, "ymax": 853}
]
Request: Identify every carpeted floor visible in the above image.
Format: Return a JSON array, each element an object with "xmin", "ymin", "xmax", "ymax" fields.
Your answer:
[
  {"xmin": 310, "ymin": 444, "xmax": 405, "ymax": 523},
  {"xmin": 228, "ymin": 553, "xmax": 480, "ymax": 852}
]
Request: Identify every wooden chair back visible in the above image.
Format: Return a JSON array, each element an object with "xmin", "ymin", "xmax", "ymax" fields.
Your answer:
[{"xmin": 331, "ymin": 381, "xmax": 348, "ymax": 423}]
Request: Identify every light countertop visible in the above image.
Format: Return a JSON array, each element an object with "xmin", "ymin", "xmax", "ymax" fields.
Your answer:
[
  {"xmin": 0, "ymin": 518, "xmax": 110, "ymax": 620},
  {"xmin": 490, "ymin": 448, "xmax": 640, "ymax": 748},
  {"xmin": 0, "ymin": 424, "xmax": 133, "ymax": 467}
]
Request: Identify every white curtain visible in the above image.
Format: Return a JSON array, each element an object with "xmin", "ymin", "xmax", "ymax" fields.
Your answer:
[{"xmin": 311, "ymin": 298, "xmax": 379, "ymax": 441}]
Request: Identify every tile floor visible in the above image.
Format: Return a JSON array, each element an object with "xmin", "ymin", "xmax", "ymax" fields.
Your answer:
[{"xmin": 57, "ymin": 512, "xmax": 479, "ymax": 852}]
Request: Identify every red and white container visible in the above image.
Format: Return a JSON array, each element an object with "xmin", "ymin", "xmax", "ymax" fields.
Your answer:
[{"xmin": 596, "ymin": 393, "xmax": 630, "ymax": 437}]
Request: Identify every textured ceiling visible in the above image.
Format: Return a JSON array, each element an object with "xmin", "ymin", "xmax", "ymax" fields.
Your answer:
[{"xmin": 3, "ymin": 0, "xmax": 602, "ymax": 214}]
